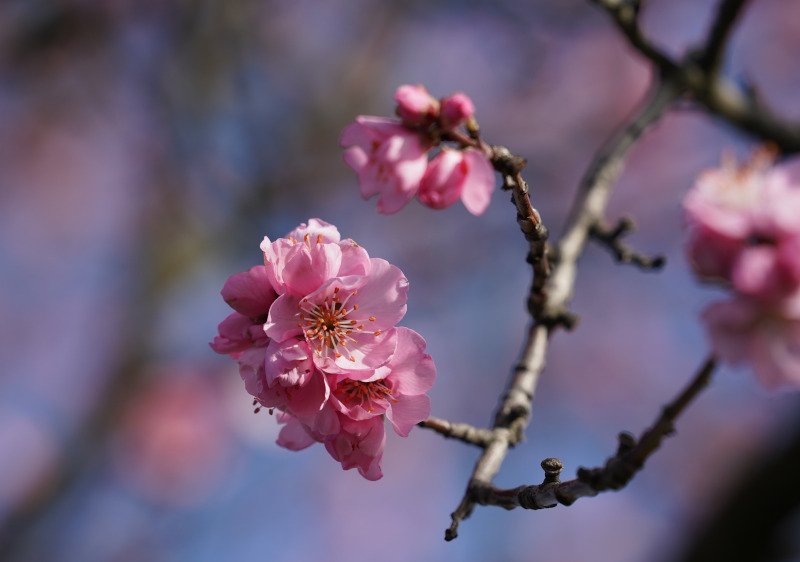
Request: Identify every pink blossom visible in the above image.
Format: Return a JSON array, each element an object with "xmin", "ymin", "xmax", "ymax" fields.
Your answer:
[
  {"xmin": 684, "ymin": 151, "xmax": 800, "ymax": 302},
  {"xmin": 324, "ymin": 414, "xmax": 386, "ymax": 481},
  {"xmin": 220, "ymin": 265, "xmax": 277, "ymax": 319},
  {"xmin": 394, "ymin": 84, "xmax": 439, "ymax": 127},
  {"xmin": 213, "ymin": 219, "xmax": 436, "ymax": 480},
  {"xmin": 439, "ymin": 92, "xmax": 475, "ymax": 130},
  {"xmin": 261, "ymin": 224, "xmax": 370, "ymax": 298},
  {"xmin": 340, "ymin": 116, "xmax": 429, "ymax": 214},
  {"xmin": 703, "ymin": 297, "xmax": 800, "ymax": 388},
  {"xmin": 418, "ymin": 148, "xmax": 495, "ymax": 215},
  {"xmin": 330, "ymin": 327, "xmax": 434, "ymax": 436},
  {"xmin": 210, "ymin": 266, "xmax": 275, "ymax": 356},
  {"xmin": 265, "ymin": 257, "xmax": 408, "ymax": 373}
]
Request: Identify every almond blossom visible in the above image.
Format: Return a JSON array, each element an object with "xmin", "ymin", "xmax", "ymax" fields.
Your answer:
[
  {"xmin": 211, "ymin": 218, "xmax": 436, "ymax": 478},
  {"xmin": 685, "ymin": 151, "xmax": 800, "ymax": 388},
  {"xmin": 340, "ymin": 116, "xmax": 429, "ymax": 214},
  {"xmin": 341, "ymin": 84, "xmax": 495, "ymax": 215},
  {"xmin": 329, "ymin": 327, "xmax": 435, "ymax": 437}
]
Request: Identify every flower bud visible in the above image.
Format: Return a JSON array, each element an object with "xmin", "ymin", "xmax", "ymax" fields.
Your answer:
[
  {"xmin": 394, "ymin": 84, "xmax": 439, "ymax": 127},
  {"xmin": 439, "ymin": 92, "xmax": 475, "ymax": 130}
]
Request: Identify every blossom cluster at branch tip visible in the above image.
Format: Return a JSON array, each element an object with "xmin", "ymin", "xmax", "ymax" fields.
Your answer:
[
  {"xmin": 340, "ymin": 84, "xmax": 495, "ymax": 216},
  {"xmin": 211, "ymin": 219, "xmax": 436, "ymax": 480},
  {"xmin": 684, "ymin": 148, "xmax": 800, "ymax": 387}
]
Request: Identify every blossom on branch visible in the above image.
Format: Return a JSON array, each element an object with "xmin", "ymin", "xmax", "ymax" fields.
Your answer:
[
  {"xmin": 685, "ymin": 150, "xmax": 800, "ymax": 387},
  {"xmin": 341, "ymin": 85, "xmax": 495, "ymax": 215},
  {"xmin": 211, "ymin": 219, "xmax": 436, "ymax": 479}
]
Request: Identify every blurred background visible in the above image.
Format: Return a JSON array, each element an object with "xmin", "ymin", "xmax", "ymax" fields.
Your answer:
[{"xmin": 1, "ymin": 0, "xmax": 799, "ymax": 560}]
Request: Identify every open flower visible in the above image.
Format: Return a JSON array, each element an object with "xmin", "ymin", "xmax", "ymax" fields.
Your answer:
[
  {"xmin": 685, "ymin": 150, "xmax": 800, "ymax": 302},
  {"xmin": 265, "ymin": 257, "xmax": 408, "ymax": 373},
  {"xmin": 340, "ymin": 116, "xmax": 429, "ymax": 214},
  {"xmin": 212, "ymin": 218, "xmax": 436, "ymax": 479},
  {"xmin": 341, "ymin": 86, "xmax": 496, "ymax": 216},
  {"xmin": 330, "ymin": 327, "xmax": 434, "ymax": 436},
  {"xmin": 686, "ymin": 151, "xmax": 800, "ymax": 389}
]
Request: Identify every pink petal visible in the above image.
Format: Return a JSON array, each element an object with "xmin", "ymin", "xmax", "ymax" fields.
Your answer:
[
  {"xmin": 460, "ymin": 149, "xmax": 496, "ymax": 215},
  {"xmin": 347, "ymin": 258, "xmax": 408, "ymax": 330},
  {"xmin": 210, "ymin": 312, "xmax": 255, "ymax": 355},
  {"xmin": 281, "ymin": 241, "xmax": 342, "ymax": 297},
  {"xmin": 702, "ymin": 298, "xmax": 757, "ymax": 364},
  {"xmin": 277, "ymin": 416, "xmax": 317, "ymax": 451},
  {"xmin": 417, "ymin": 149, "xmax": 464, "ymax": 210},
  {"xmin": 285, "ymin": 370, "xmax": 330, "ymax": 422},
  {"xmin": 387, "ymin": 327, "xmax": 436, "ymax": 395},
  {"xmin": 337, "ymin": 240, "xmax": 371, "ymax": 277},
  {"xmin": 220, "ymin": 266, "xmax": 276, "ymax": 318},
  {"xmin": 264, "ymin": 294, "xmax": 303, "ymax": 342},
  {"xmin": 732, "ymin": 246, "xmax": 799, "ymax": 301},
  {"xmin": 387, "ymin": 393, "xmax": 430, "ymax": 437},
  {"xmin": 237, "ymin": 346, "xmax": 268, "ymax": 398}
]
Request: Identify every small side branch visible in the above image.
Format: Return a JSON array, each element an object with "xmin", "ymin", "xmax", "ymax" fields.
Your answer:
[
  {"xmin": 589, "ymin": 217, "xmax": 666, "ymax": 270},
  {"xmin": 472, "ymin": 356, "xmax": 717, "ymax": 511},
  {"xmin": 418, "ymin": 416, "xmax": 494, "ymax": 448},
  {"xmin": 697, "ymin": 0, "xmax": 751, "ymax": 73},
  {"xmin": 590, "ymin": 0, "xmax": 800, "ymax": 153}
]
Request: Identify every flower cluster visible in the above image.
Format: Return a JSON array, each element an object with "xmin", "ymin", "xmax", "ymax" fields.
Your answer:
[
  {"xmin": 340, "ymin": 84, "xmax": 496, "ymax": 216},
  {"xmin": 211, "ymin": 219, "xmax": 436, "ymax": 479},
  {"xmin": 684, "ymin": 149, "xmax": 800, "ymax": 387}
]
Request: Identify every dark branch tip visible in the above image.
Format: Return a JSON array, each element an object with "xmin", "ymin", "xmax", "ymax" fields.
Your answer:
[
  {"xmin": 541, "ymin": 458, "xmax": 564, "ymax": 483},
  {"xmin": 616, "ymin": 431, "xmax": 637, "ymax": 454}
]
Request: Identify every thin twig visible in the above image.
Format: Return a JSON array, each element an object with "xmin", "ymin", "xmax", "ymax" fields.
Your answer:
[
  {"xmin": 589, "ymin": 217, "xmax": 666, "ymax": 270},
  {"xmin": 591, "ymin": 0, "xmax": 800, "ymax": 153},
  {"xmin": 417, "ymin": 417, "xmax": 494, "ymax": 448},
  {"xmin": 471, "ymin": 356, "xmax": 716, "ymax": 511},
  {"xmin": 444, "ymin": 81, "xmax": 681, "ymax": 541},
  {"xmin": 491, "ymin": 146, "xmax": 552, "ymax": 321}
]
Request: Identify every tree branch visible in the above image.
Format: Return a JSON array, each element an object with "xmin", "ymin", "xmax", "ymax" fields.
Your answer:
[
  {"xmin": 591, "ymin": 0, "xmax": 800, "ymax": 153},
  {"xmin": 471, "ymin": 356, "xmax": 716, "ymax": 511},
  {"xmin": 443, "ymin": 81, "xmax": 680, "ymax": 541},
  {"xmin": 418, "ymin": 416, "xmax": 494, "ymax": 448},
  {"xmin": 697, "ymin": 0, "xmax": 751, "ymax": 73}
]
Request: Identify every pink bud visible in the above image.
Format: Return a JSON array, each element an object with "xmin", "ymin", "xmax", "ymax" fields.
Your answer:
[
  {"xmin": 394, "ymin": 84, "xmax": 439, "ymax": 127},
  {"xmin": 439, "ymin": 92, "xmax": 475, "ymax": 130}
]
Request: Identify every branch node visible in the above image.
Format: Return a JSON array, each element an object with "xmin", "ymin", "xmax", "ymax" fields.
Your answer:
[
  {"xmin": 491, "ymin": 145, "xmax": 527, "ymax": 176},
  {"xmin": 540, "ymin": 457, "xmax": 563, "ymax": 484}
]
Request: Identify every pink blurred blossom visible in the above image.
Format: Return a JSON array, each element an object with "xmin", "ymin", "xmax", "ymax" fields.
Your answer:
[
  {"xmin": 417, "ymin": 147, "xmax": 495, "ymax": 215},
  {"xmin": 439, "ymin": 92, "xmax": 475, "ymax": 130},
  {"xmin": 113, "ymin": 375, "xmax": 233, "ymax": 505},
  {"xmin": 687, "ymin": 151, "xmax": 800, "ymax": 388},
  {"xmin": 340, "ymin": 116, "xmax": 429, "ymax": 214},
  {"xmin": 685, "ymin": 151, "xmax": 800, "ymax": 302},
  {"xmin": 394, "ymin": 84, "xmax": 439, "ymax": 127},
  {"xmin": 703, "ymin": 297, "xmax": 800, "ymax": 388}
]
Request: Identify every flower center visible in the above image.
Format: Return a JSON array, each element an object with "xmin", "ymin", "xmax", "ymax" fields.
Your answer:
[
  {"xmin": 336, "ymin": 379, "xmax": 393, "ymax": 408},
  {"xmin": 299, "ymin": 288, "xmax": 364, "ymax": 360}
]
